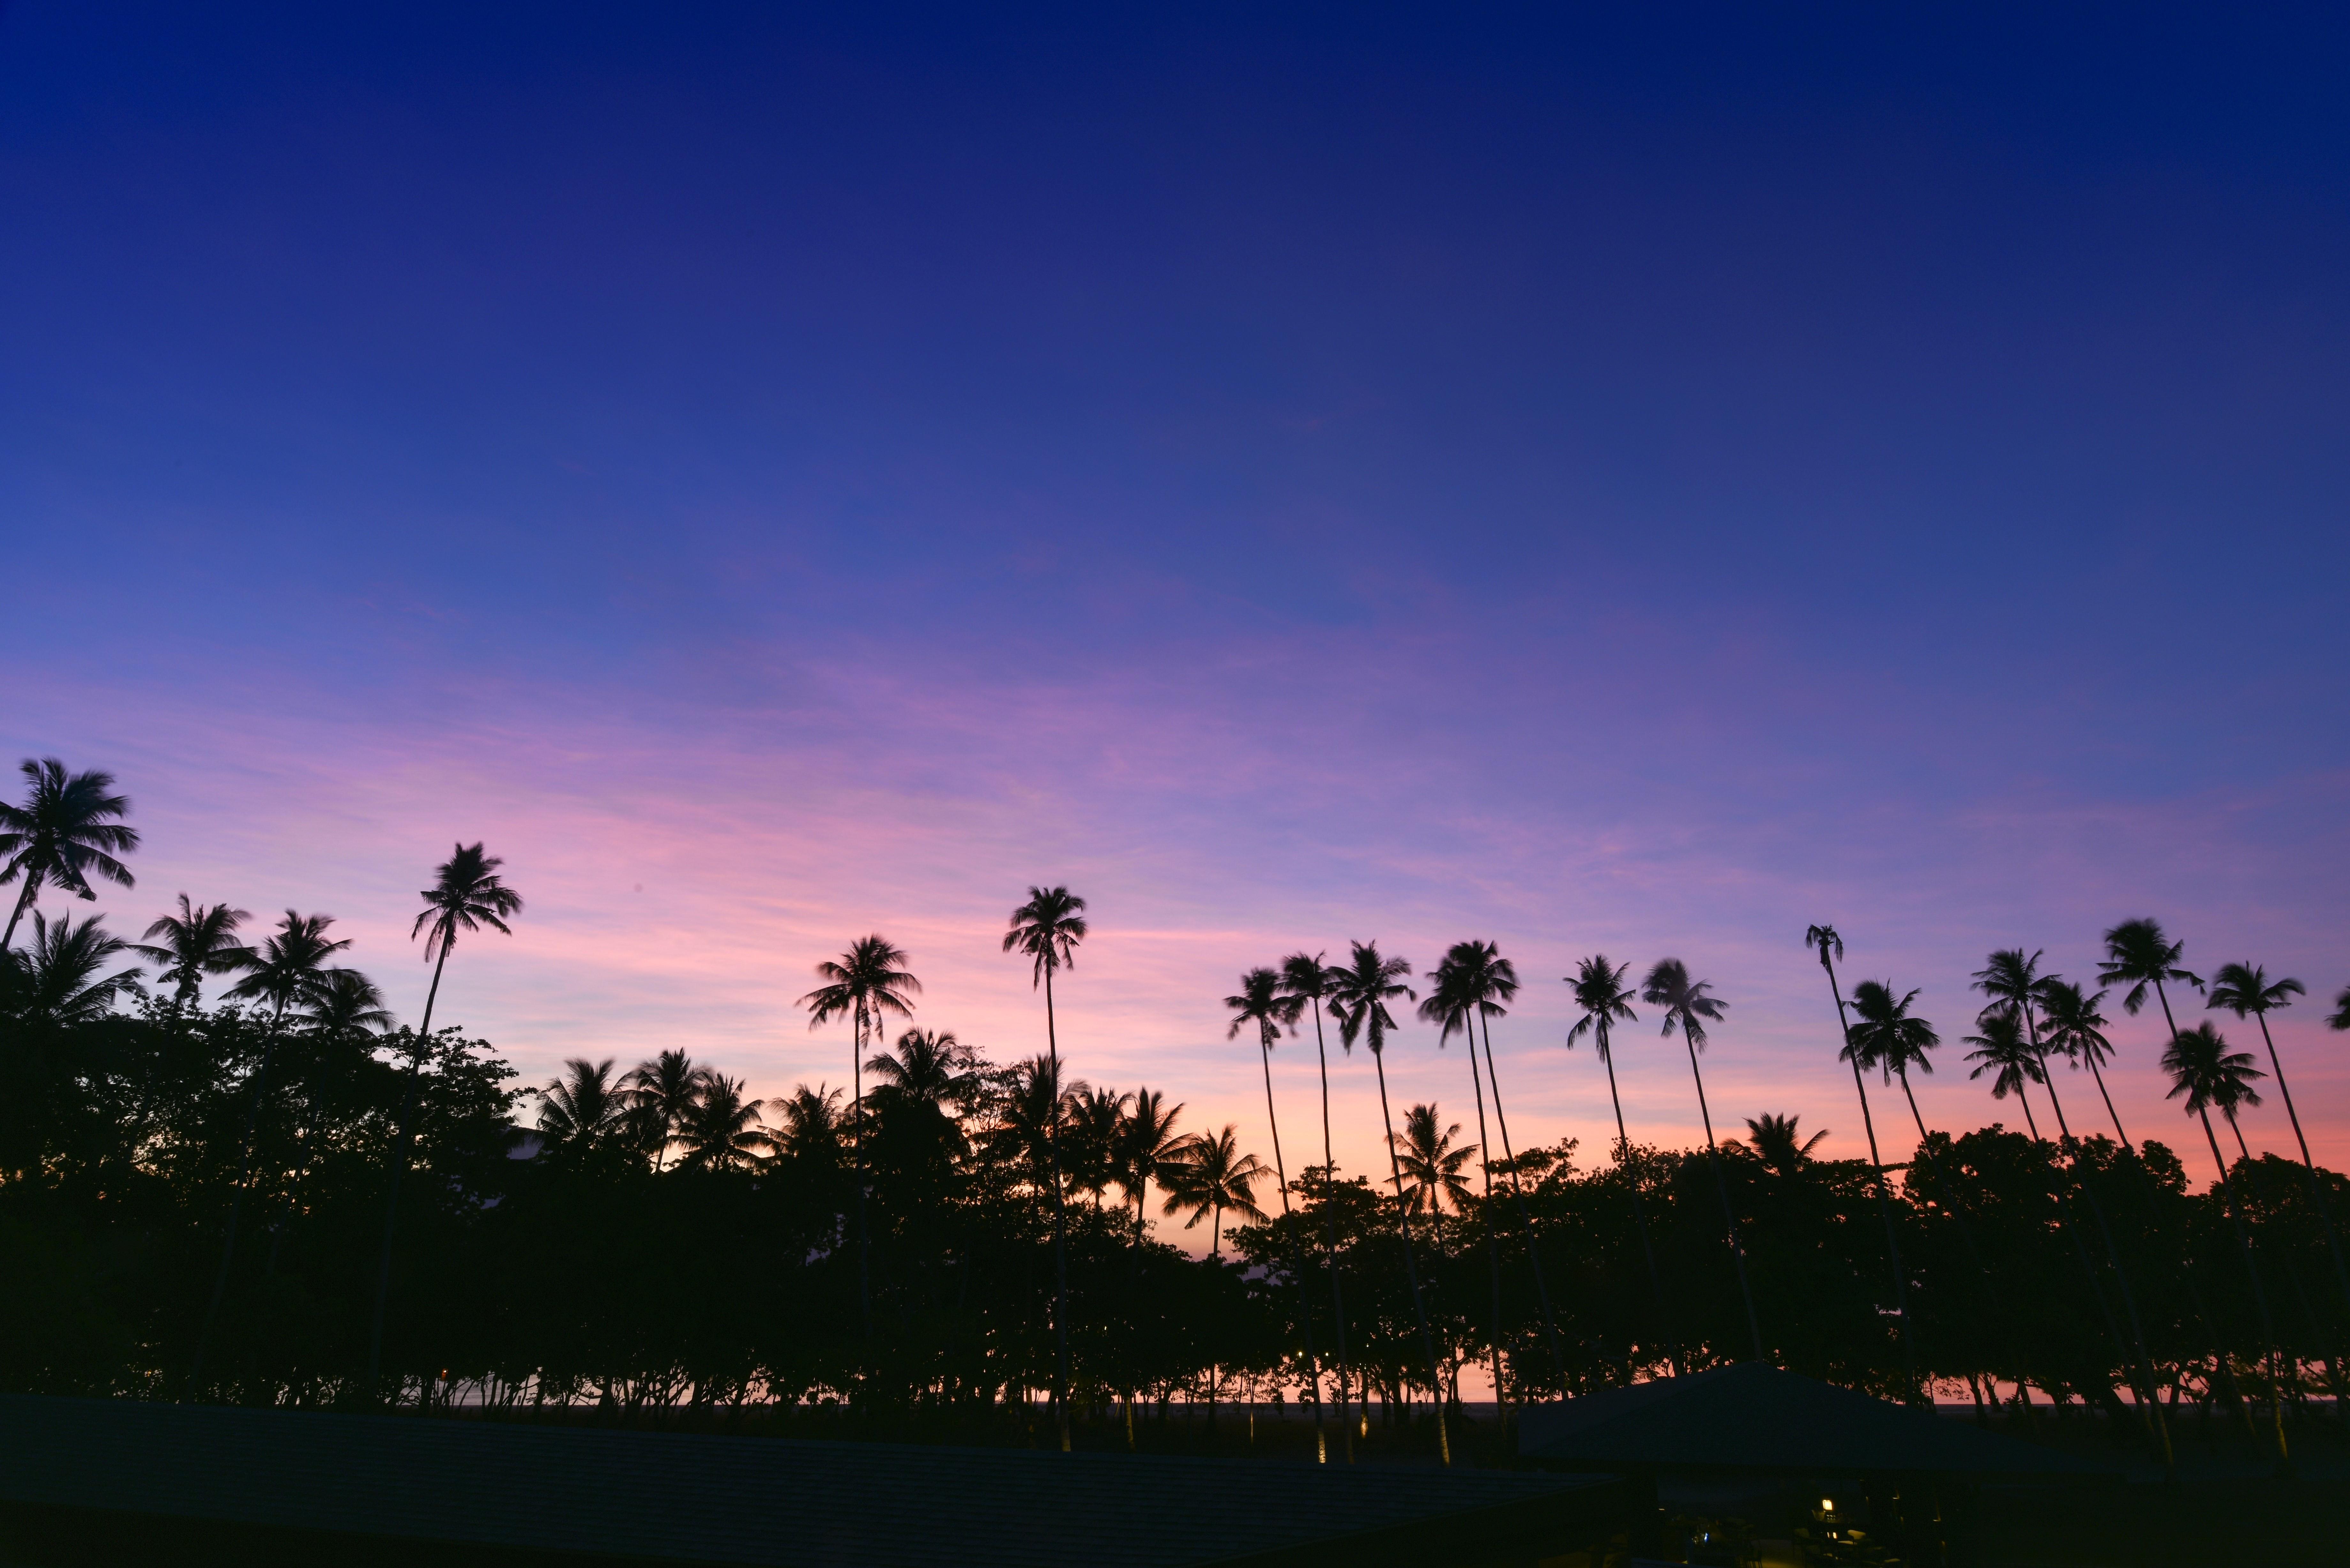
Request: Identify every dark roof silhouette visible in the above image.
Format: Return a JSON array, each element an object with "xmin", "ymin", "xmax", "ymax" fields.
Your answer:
[
  {"xmin": 1517, "ymin": 1363, "xmax": 2117, "ymax": 1480},
  {"xmin": 0, "ymin": 1394, "xmax": 1622, "ymax": 1567}
]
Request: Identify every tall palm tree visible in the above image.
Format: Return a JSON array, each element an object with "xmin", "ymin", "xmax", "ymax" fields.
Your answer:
[
  {"xmin": 2038, "ymin": 980, "xmax": 2128, "ymax": 1143},
  {"xmin": 1159, "ymin": 1123, "xmax": 1269, "ymax": 1430},
  {"xmin": 0, "ymin": 758, "xmax": 139, "ymax": 951},
  {"xmin": 2163, "ymin": 1021, "xmax": 2291, "ymax": 1471},
  {"xmin": 2208, "ymin": 963, "xmax": 2350, "ymax": 1320},
  {"xmin": 369, "ymin": 842, "xmax": 523, "ymax": 1396},
  {"xmin": 800, "ymin": 934, "xmax": 921, "ymax": 1341},
  {"xmin": 0, "ymin": 911, "xmax": 142, "ymax": 1025},
  {"xmin": 133, "ymin": 896, "xmax": 253, "ymax": 1006},
  {"xmin": 1743, "ymin": 1114, "xmax": 1828, "ymax": 1176},
  {"xmin": 537, "ymin": 1058, "xmax": 633, "ymax": 1147},
  {"xmin": 1278, "ymin": 950, "xmax": 1356, "ymax": 1457},
  {"xmin": 1002, "ymin": 885, "xmax": 1086, "ymax": 1452},
  {"xmin": 624, "ymin": 1050, "xmax": 702, "ymax": 1171},
  {"xmin": 1566, "ymin": 954, "xmax": 1676, "ymax": 1374},
  {"xmin": 1975, "ymin": 947, "xmax": 2171, "ymax": 1466},
  {"xmin": 1391, "ymin": 1104, "xmax": 1477, "ymax": 1217},
  {"xmin": 1325, "ymin": 940, "xmax": 1450, "ymax": 1464},
  {"xmin": 1224, "ymin": 966, "xmax": 1327, "ymax": 1457},
  {"xmin": 193, "ymin": 910, "xmax": 352, "ymax": 1387},
  {"xmin": 1845, "ymin": 981, "xmax": 1977, "ymax": 1255},
  {"xmin": 2099, "ymin": 917, "xmax": 2203, "ymax": 1048},
  {"xmin": 1807, "ymin": 925, "xmax": 1915, "ymax": 1396},
  {"xmin": 1418, "ymin": 947, "xmax": 1509, "ymax": 1413},
  {"xmin": 676, "ymin": 1073, "xmax": 773, "ymax": 1172},
  {"xmin": 1642, "ymin": 958, "xmax": 1763, "ymax": 1362},
  {"xmin": 1964, "ymin": 1008, "xmax": 2048, "ymax": 1134}
]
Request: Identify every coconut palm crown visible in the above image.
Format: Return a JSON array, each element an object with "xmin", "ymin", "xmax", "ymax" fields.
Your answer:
[
  {"xmin": 0, "ymin": 759, "xmax": 140, "ymax": 951},
  {"xmin": 133, "ymin": 896, "xmax": 253, "ymax": 1005}
]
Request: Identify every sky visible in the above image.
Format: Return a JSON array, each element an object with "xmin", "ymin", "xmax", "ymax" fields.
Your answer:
[{"xmin": 5, "ymin": 3, "xmax": 2347, "ymax": 1197}]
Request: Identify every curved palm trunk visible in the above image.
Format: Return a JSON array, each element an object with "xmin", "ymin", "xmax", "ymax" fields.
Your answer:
[
  {"xmin": 1042, "ymin": 965, "xmax": 1072, "ymax": 1453},
  {"xmin": 853, "ymin": 1003, "xmax": 872, "ymax": 1341},
  {"xmin": 1371, "ymin": 1043, "xmax": 1450, "ymax": 1465},
  {"xmin": 1683, "ymin": 1040, "xmax": 1764, "ymax": 1362},
  {"xmin": 1818, "ymin": 958, "xmax": 1916, "ymax": 1397},
  {"xmin": 1308, "ymin": 997, "xmax": 1355, "ymax": 1461},
  {"xmin": 2, "ymin": 878, "xmax": 37, "ymax": 951},
  {"xmin": 188, "ymin": 1005, "xmax": 286, "ymax": 1390},
  {"xmin": 368, "ymin": 942, "xmax": 450, "ymax": 1399},
  {"xmin": 2248, "ymin": 1011, "xmax": 2350, "ymax": 1321},
  {"xmin": 1254, "ymin": 1022, "xmax": 1327, "ymax": 1462},
  {"xmin": 1461, "ymin": 1031, "xmax": 1508, "ymax": 1416},
  {"xmin": 2200, "ymin": 1109, "xmax": 2291, "ymax": 1470},
  {"xmin": 1597, "ymin": 1029, "xmax": 1678, "ymax": 1375},
  {"xmin": 1475, "ymin": 1011, "xmax": 1564, "ymax": 1385}
]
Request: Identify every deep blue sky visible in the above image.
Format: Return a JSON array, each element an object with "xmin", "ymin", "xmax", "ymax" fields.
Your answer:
[{"xmin": 5, "ymin": 4, "xmax": 2346, "ymax": 1170}]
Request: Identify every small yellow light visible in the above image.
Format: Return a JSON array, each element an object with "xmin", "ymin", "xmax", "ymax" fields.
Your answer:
[{"xmin": 1821, "ymin": 1498, "xmax": 1834, "ymax": 1512}]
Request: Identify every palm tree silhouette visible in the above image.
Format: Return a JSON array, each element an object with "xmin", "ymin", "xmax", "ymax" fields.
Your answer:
[
  {"xmin": 2037, "ymin": 980, "xmax": 2128, "ymax": 1142},
  {"xmin": 1743, "ymin": 1114, "xmax": 1827, "ymax": 1176},
  {"xmin": 133, "ymin": 896, "xmax": 253, "ymax": 1006},
  {"xmin": 1417, "ymin": 950, "xmax": 1508, "ymax": 1412},
  {"xmin": 624, "ymin": 1050, "xmax": 701, "ymax": 1171},
  {"xmin": 1975, "ymin": 948, "xmax": 2172, "ymax": 1470},
  {"xmin": 1845, "ymin": 981, "xmax": 1979, "ymax": 1255},
  {"xmin": 676, "ymin": 1073, "xmax": 772, "ymax": 1172},
  {"xmin": 1391, "ymin": 1104, "xmax": 1477, "ymax": 1218},
  {"xmin": 1643, "ymin": 958, "xmax": 1763, "ymax": 1362},
  {"xmin": 194, "ymin": 910, "xmax": 353, "ymax": 1388},
  {"xmin": 369, "ymin": 843, "xmax": 522, "ymax": 1397},
  {"xmin": 1002, "ymin": 885, "xmax": 1086, "ymax": 1452},
  {"xmin": 1566, "ymin": 954, "xmax": 1676, "ymax": 1375},
  {"xmin": 538, "ymin": 1058, "xmax": 632, "ymax": 1147},
  {"xmin": 2329, "ymin": 986, "xmax": 2350, "ymax": 1031},
  {"xmin": 1807, "ymin": 925, "xmax": 1915, "ymax": 1397},
  {"xmin": 800, "ymin": 934, "xmax": 920, "ymax": 1341},
  {"xmin": 0, "ymin": 758, "xmax": 139, "ymax": 951},
  {"xmin": 1159, "ymin": 1123, "xmax": 1268, "ymax": 1431},
  {"xmin": 265, "ymin": 966, "xmax": 393, "ymax": 1272},
  {"xmin": 2099, "ymin": 917, "xmax": 2203, "ymax": 1047},
  {"xmin": 1325, "ymin": 940, "xmax": 1449, "ymax": 1465},
  {"xmin": 1964, "ymin": 1009, "xmax": 2047, "ymax": 1128},
  {"xmin": 1278, "ymin": 950, "xmax": 1356, "ymax": 1457},
  {"xmin": 2, "ymin": 911, "xmax": 141, "ymax": 1024},
  {"xmin": 1113, "ymin": 1087, "xmax": 1186, "ymax": 1246},
  {"xmin": 2208, "ymin": 963, "xmax": 2350, "ymax": 1323},
  {"xmin": 2163, "ymin": 1021, "xmax": 2291, "ymax": 1471},
  {"xmin": 1224, "ymin": 966, "xmax": 1327, "ymax": 1458},
  {"xmin": 777, "ymin": 1083, "xmax": 847, "ymax": 1172}
]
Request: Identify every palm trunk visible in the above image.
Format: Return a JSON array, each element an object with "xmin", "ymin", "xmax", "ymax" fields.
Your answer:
[
  {"xmin": 1309, "ymin": 996, "xmax": 1355, "ymax": 1461},
  {"xmin": 853, "ymin": 1003, "xmax": 872, "ymax": 1339},
  {"xmin": 1684, "ymin": 1040, "xmax": 1765, "ymax": 1361},
  {"xmin": 1820, "ymin": 956, "xmax": 1917, "ymax": 1398},
  {"xmin": 188, "ymin": 1004, "xmax": 285, "ymax": 1391},
  {"xmin": 2249, "ymin": 1010, "xmax": 2350, "ymax": 1321},
  {"xmin": 1, "ymin": 878, "xmax": 36, "ymax": 951},
  {"xmin": 1043, "ymin": 964, "xmax": 1072, "ymax": 1453},
  {"xmin": 1461, "ymin": 1026, "xmax": 1508, "ymax": 1417},
  {"xmin": 368, "ymin": 942, "xmax": 450, "ymax": 1399},
  {"xmin": 1475, "ymin": 1010, "xmax": 1564, "ymax": 1385},
  {"xmin": 2201, "ymin": 1109, "xmax": 2291, "ymax": 1470},
  {"xmin": 1598, "ymin": 1029, "xmax": 1678, "ymax": 1375},
  {"xmin": 1372, "ymin": 1041, "xmax": 1449, "ymax": 1465},
  {"xmin": 1255, "ymin": 1023, "xmax": 1327, "ymax": 1462}
]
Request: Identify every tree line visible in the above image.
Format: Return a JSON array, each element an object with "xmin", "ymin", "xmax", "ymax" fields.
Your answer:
[{"xmin": 5, "ymin": 756, "xmax": 2348, "ymax": 1473}]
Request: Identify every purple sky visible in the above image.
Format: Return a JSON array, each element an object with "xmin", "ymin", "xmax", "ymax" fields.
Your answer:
[{"xmin": 5, "ymin": 4, "xmax": 2347, "ymax": 1191}]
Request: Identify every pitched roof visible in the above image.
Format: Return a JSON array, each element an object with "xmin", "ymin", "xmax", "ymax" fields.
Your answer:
[
  {"xmin": 0, "ymin": 1395, "xmax": 1621, "ymax": 1567},
  {"xmin": 1517, "ymin": 1363, "xmax": 2117, "ymax": 1480}
]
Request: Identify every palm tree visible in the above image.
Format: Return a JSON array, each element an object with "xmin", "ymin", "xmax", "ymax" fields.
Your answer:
[
  {"xmin": 132, "ymin": 896, "xmax": 253, "ymax": 1006},
  {"xmin": 1391, "ymin": 1104, "xmax": 1477, "ymax": 1217},
  {"xmin": 1642, "ymin": 958, "xmax": 1763, "ymax": 1362},
  {"xmin": 866, "ymin": 1027, "xmax": 979, "ymax": 1118},
  {"xmin": 776, "ymin": 1083, "xmax": 847, "ymax": 1171},
  {"xmin": 1224, "ymin": 966, "xmax": 1326, "ymax": 1457},
  {"xmin": 1113, "ymin": 1087, "xmax": 1186, "ymax": 1246},
  {"xmin": 538, "ymin": 1058, "xmax": 632, "ymax": 1147},
  {"xmin": 1449, "ymin": 940, "xmax": 1563, "ymax": 1385},
  {"xmin": 1807, "ymin": 925, "xmax": 1915, "ymax": 1396},
  {"xmin": 265, "ymin": 966, "xmax": 395, "ymax": 1271},
  {"xmin": 1325, "ymin": 940, "xmax": 1450, "ymax": 1464},
  {"xmin": 1159, "ymin": 1124, "xmax": 1270, "ymax": 1256},
  {"xmin": 193, "ymin": 910, "xmax": 352, "ymax": 1387},
  {"xmin": 0, "ymin": 911, "xmax": 142, "ymax": 1025},
  {"xmin": 1002, "ymin": 885, "xmax": 1086, "ymax": 1452},
  {"xmin": 2208, "ymin": 963, "xmax": 2350, "ymax": 1321},
  {"xmin": 1566, "ymin": 954, "xmax": 1675, "ymax": 1374},
  {"xmin": 1277, "ymin": 950, "xmax": 1356, "ymax": 1458},
  {"xmin": 624, "ymin": 1050, "xmax": 701, "ymax": 1171},
  {"xmin": 800, "ymin": 934, "xmax": 920, "ymax": 1341},
  {"xmin": 2039, "ymin": 980, "xmax": 2128, "ymax": 1143},
  {"xmin": 1744, "ymin": 1114, "xmax": 1827, "ymax": 1176},
  {"xmin": 0, "ymin": 758, "xmax": 139, "ymax": 951},
  {"xmin": 2329, "ymin": 986, "xmax": 2350, "ymax": 1031},
  {"xmin": 1418, "ymin": 946, "xmax": 1509, "ymax": 1413},
  {"xmin": 2163, "ymin": 1021, "xmax": 2291, "ymax": 1471},
  {"xmin": 1067, "ymin": 1084, "xmax": 1129, "ymax": 1207},
  {"xmin": 675, "ymin": 1073, "xmax": 772, "ymax": 1172},
  {"xmin": 1964, "ymin": 1008, "xmax": 2048, "ymax": 1134},
  {"xmin": 1845, "ymin": 981, "xmax": 1977, "ymax": 1253},
  {"xmin": 369, "ymin": 843, "xmax": 523, "ymax": 1397}
]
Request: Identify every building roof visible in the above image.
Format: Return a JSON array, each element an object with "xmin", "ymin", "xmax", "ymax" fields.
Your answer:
[
  {"xmin": 0, "ymin": 1395, "xmax": 1621, "ymax": 1567},
  {"xmin": 1517, "ymin": 1363, "xmax": 2118, "ymax": 1481}
]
